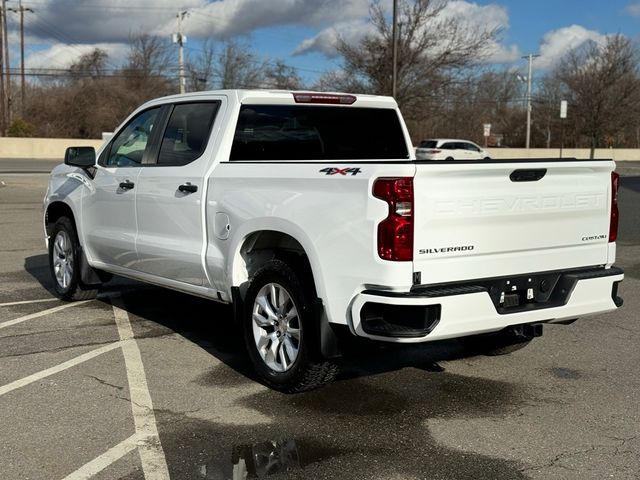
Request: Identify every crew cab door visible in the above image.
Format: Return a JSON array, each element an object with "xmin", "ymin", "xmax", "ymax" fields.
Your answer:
[
  {"xmin": 132, "ymin": 101, "xmax": 221, "ymax": 286},
  {"xmin": 82, "ymin": 107, "xmax": 162, "ymax": 268}
]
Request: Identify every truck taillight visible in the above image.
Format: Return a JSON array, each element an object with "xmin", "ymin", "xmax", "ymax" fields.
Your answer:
[
  {"xmin": 610, "ymin": 171, "xmax": 620, "ymax": 243},
  {"xmin": 373, "ymin": 178, "xmax": 414, "ymax": 261}
]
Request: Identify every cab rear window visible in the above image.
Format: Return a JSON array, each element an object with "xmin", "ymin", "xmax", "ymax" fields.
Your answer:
[{"xmin": 230, "ymin": 105, "xmax": 409, "ymax": 161}]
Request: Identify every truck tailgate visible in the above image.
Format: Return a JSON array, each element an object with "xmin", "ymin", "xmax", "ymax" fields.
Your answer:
[{"xmin": 413, "ymin": 160, "xmax": 615, "ymax": 285}]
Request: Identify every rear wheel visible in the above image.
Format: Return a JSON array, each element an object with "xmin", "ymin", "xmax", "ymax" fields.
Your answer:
[
  {"xmin": 445, "ymin": 156, "xmax": 454, "ymax": 161},
  {"xmin": 49, "ymin": 217, "xmax": 99, "ymax": 301},
  {"xmin": 243, "ymin": 259, "xmax": 338, "ymax": 393}
]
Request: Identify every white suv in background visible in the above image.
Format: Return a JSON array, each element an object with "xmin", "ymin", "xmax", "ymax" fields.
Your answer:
[{"xmin": 415, "ymin": 139, "xmax": 491, "ymax": 161}]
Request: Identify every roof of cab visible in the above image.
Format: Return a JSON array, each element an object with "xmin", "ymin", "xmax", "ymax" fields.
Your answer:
[{"xmin": 141, "ymin": 89, "xmax": 398, "ymax": 110}]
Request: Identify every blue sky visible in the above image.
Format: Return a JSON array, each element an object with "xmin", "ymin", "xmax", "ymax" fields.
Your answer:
[
  {"xmin": 7, "ymin": 0, "xmax": 640, "ymax": 85},
  {"xmin": 498, "ymin": 0, "xmax": 637, "ymax": 54}
]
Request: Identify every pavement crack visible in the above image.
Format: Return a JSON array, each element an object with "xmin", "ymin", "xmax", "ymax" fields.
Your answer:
[
  {"xmin": 0, "ymin": 340, "xmax": 119, "ymax": 359},
  {"xmin": 605, "ymin": 434, "xmax": 640, "ymax": 456},
  {"xmin": 519, "ymin": 445, "xmax": 596, "ymax": 473},
  {"xmin": 87, "ymin": 374, "xmax": 124, "ymax": 391}
]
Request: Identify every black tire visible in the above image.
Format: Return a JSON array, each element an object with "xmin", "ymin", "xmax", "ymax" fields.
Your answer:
[
  {"xmin": 243, "ymin": 259, "xmax": 338, "ymax": 393},
  {"xmin": 48, "ymin": 217, "xmax": 99, "ymax": 301},
  {"xmin": 483, "ymin": 156, "xmax": 491, "ymax": 160},
  {"xmin": 459, "ymin": 330, "xmax": 533, "ymax": 356},
  {"xmin": 445, "ymin": 156, "xmax": 454, "ymax": 161}
]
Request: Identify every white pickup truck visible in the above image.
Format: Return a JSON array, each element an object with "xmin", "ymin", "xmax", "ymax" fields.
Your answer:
[{"xmin": 44, "ymin": 90, "xmax": 624, "ymax": 392}]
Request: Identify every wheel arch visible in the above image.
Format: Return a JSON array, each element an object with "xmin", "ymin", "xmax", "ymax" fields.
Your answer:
[
  {"xmin": 228, "ymin": 226, "xmax": 323, "ymax": 302},
  {"xmin": 45, "ymin": 201, "xmax": 78, "ymax": 240},
  {"xmin": 45, "ymin": 200, "xmax": 106, "ymax": 287}
]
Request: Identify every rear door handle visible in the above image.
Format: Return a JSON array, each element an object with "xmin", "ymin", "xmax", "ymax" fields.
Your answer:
[
  {"xmin": 119, "ymin": 180, "xmax": 135, "ymax": 190},
  {"xmin": 178, "ymin": 183, "xmax": 198, "ymax": 193}
]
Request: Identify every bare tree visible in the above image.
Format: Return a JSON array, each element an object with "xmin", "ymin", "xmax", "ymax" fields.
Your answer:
[
  {"xmin": 69, "ymin": 48, "xmax": 109, "ymax": 80},
  {"xmin": 555, "ymin": 34, "xmax": 640, "ymax": 157},
  {"xmin": 318, "ymin": 0, "xmax": 500, "ymax": 117},
  {"xmin": 187, "ymin": 40, "xmax": 216, "ymax": 91},
  {"xmin": 215, "ymin": 40, "xmax": 268, "ymax": 89},
  {"xmin": 409, "ymin": 69, "xmax": 524, "ymax": 145},
  {"xmin": 264, "ymin": 60, "xmax": 302, "ymax": 89},
  {"xmin": 124, "ymin": 34, "xmax": 175, "ymax": 94}
]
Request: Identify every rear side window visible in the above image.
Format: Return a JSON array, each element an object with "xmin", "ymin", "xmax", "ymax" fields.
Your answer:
[
  {"xmin": 441, "ymin": 142, "xmax": 456, "ymax": 150},
  {"xmin": 419, "ymin": 140, "xmax": 437, "ymax": 148},
  {"xmin": 157, "ymin": 102, "xmax": 219, "ymax": 166},
  {"xmin": 230, "ymin": 105, "xmax": 409, "ymax": 161}
]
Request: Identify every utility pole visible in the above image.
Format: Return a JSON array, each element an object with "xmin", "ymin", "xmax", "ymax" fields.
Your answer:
[
  {"xmin": 391, "ymin": 0, "xmax": 398, "ymax": 98},
  {"xmin": 0, "ymin": 3, "xmax": 5, "ymax": 135},
  {"xmin": 9, "ymin": 1, "xmax": 33, "ymax": 115},
  {"xmin": 1, "ymin": 0, "xmax": 10, "ymax": 127},
  {"xmin": 523, "ymin": 53, "xmax": 539, "ymax": 149},
  {"xmin": 173, "ymin": 10, "xmax": 188, "ymax": 94}
]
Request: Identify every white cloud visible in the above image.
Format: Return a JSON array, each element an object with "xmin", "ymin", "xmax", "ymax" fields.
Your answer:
[
  {"xmin": 441, "ymin": 0, "xmax": 509, "ymax": 28},
  {"xmin": 186, "ymin": 0, "xmax": 370, "ymax": 38},
  {"xmin": 536, "ymin": 25, "xmax": 608, "ymax": 70},
  {"xmin": 625, "ymin": 2, "xmax": 640, "ymax": 16},
  {"xmin": 25, "ymin": 43, "xmax": 130, "ymax": 70},
  {"xmin": 440, "ymin": 1, "xmax": 520, "ymax": 63},
  {"xmin": 22, "ymin": 0, "xmax": 204, "ymax": 44},
  {"xmin": 294, "ymin": 1, "xmax": 520, "ymax": 63},
  {"xmin": 19, "ymin": 0, "xmax": 370, "ymax": 45},
  {"xmin": 488, "ymin": 43, "xmax": 521, "ymax": 63},
  {"xmin": 293, "ymin": 20, "xmax": 374, "ymax": 57}
]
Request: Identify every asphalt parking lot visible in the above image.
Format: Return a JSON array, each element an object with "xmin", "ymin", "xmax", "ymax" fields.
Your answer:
[{"xmin": 0, "ymin": 169, "xmax": 639, "ymax": 480}]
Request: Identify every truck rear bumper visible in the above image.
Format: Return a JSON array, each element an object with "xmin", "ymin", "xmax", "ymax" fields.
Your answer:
[{"xmin": 348, "ymin": 267, "xmax": 624, "ymax": 343}]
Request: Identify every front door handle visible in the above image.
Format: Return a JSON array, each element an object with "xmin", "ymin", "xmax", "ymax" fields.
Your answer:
[
  {"xmin": 119, "ymin": 180, "xmax": 135, "ymax": 190},
  {"xmin": 178, "ymin": 183, "xmax": 198, "ymax": 193}
]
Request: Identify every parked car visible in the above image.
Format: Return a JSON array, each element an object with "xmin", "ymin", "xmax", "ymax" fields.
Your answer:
[
  {"xmin": 44, "ymin": 90, "xmax": 623, "ymax": 392},
  {"xmin": 415, "ymin": 138, "xmax": 491, "ymax": 160}
]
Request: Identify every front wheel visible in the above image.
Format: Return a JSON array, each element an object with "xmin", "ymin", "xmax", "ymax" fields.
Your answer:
[
  {"xmin": 49, "ymin": 217, "xmax": 99, "ymax": 301},
  {"xmin": 243, "ymin": 260, "xmax": 338, "ymax": 393}
]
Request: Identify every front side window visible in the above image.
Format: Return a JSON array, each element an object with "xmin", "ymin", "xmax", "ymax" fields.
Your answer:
[
  {"xmin": 464, "ymin": 143, "xmax": 481, "ymax": 152},
  {"xmin": 106, "ymin": 108, "xmax": 160, "ymax": 167},
  {"xmin": 230, "ymin": 105, "xmax": 409, "ymax": 161},
  {"xmin": 157, "ymin": 102, "xmax": 219, "ymax": 166}
]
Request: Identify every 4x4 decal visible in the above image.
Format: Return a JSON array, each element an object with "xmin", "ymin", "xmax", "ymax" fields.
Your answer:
[{"xmin": 319, "ymin": 167, "xmax": 362, "ymax": 176}]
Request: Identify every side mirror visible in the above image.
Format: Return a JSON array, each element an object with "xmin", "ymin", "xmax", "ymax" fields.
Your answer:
[{"xmin": 64, "ymin": 146, "xmax": 96, "ymax": 168}]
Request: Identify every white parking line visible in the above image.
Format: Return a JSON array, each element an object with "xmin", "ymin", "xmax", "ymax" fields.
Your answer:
[
  {"xmin": 61, "ymin": 434, "xmax": 138, "ymax": 480},
  {"xmin": 0, "ymin": 300, "xmax": 91, "ymax": 330},
  {"xmin": 0, "ymin": 341, "xmax": 122, "ymax": 397},
  {"xmin": 0, "ymin": 298, "xmax": 58, "ymax": 307},
  {"xmin": 112, "ymin": 297, "xmax": 171, "ymax": 480}
]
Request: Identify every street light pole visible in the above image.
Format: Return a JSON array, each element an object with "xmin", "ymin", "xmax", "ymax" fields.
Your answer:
[{"xmin": 523, "ymin": 53, "xmax": 539, "ymax": 149}]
